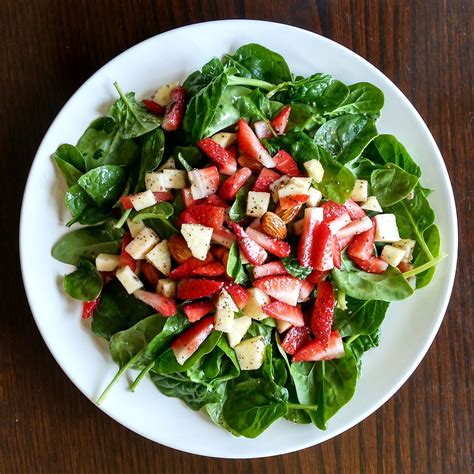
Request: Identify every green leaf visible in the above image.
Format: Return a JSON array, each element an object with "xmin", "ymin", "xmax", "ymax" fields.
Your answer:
[
  {"xmin": 226, "ymin": 242, "xmax": 248, "ymax": 284},
  {"xmin": 183, "ymin": 57, "xmax": 225, "ymax": 98},
  {"xmin": 412, "ymin": 224, "xmax": 440, "ymax": 288},
  {"xmin": 52, "ymin": 144, "xmax": 85, "ymax": 185},
  {"xmin": 286, "ymin": 103, "xmax": 326, "ymax": 134},
  {"xmin": 131, "ymin": 202, "xmax": 178, "ymax": 239},
  {"xmin": 135, "ymin": 128, "xmax": 165, "ymax": 192},
  {"xmin": 228, "ymin": 176, "xmax": 256, "ymax": 221},
  {"xmin": 64, "ymin": 184, "xmax": 111, "ymax": 226},
  {"xmin": 281, "ymin": 256, "xmax": 313, "ymax": 279},
  {"xmin": 63, "ymin": 258, "xmax": 103, "ymax": 301},
  {"xmin": 174, "ymin": 145, "xmax": 204, "ymax": 171},
  {"xmin": 327, "ymin": 82, "xmax": 384, "ymax": 117}
]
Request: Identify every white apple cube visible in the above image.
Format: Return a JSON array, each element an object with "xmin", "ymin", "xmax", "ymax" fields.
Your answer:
[
  {"xmin": 125, "ymin": 227, "xmax": 159, "ymax": 260},
  {"xmin": 156, "ymin": 278, "xmax": 176, "ymax": 298},
  {"xmin": 181, "ymin": 223, "xmax": 213, "ymax": 261},
  {"xmin": 246, "ymin": 191, "xmax": 271, "ymax": 218},
  {"xmin": 95, "ymin": 253, "xmax": 120, "ymax": 272},
  {"xmin": 127, "ymin": 218, "xmax": 145, "ymax": 238},
  {"xmin": 243, "ymin": 287, "xmax": 271, "ymax": 321},
  {"xmin": 158, "ymin": 157, "xmax": 176, "ymax": 171},
  {"xmin": 306, "ymin": 187, "xmax": 323, "ymax": 207},
  {"xmin": 374, "ymin": 214, "xmax": 401, "ymax": 242},
  {"xmin": 380, "ymin": 245, "xmax": 406, "ymax": 267},
  {"xmin": 227, "ymin": 316, "xmax": 252, "ymax": 348},
  {"xmin": 188, "ymin": 168, "xmax": 219, "ymax": 200},
  {"xmin": 276, "ymin": 320, "xmax": 292, "ymax": 333},
  {"xmin": 116, "ymin": 266, "xmax": 143, "ymax": 294},
  {"xmin": 350, "ymin": 179, "xmax": 369, "ymax": 202},
  {"xmin": 130, "ymin": 190, "xmax": 156, "ymax": 211},
  {"xmin": 211, "ymin": 132, "xmax": 237, "ymax": 149},
  {"xmin": 361, "ymin": 196, "xmax": 383, "ymax": 213},
  {"xmin": 146, "ymin": 170, "xmax": 186, "ymax": 191},
  {"xmin": 214, "ymin": 289, "xmax": 238, "ymax": 333},
  {"xmin": 269, "ymin": 175, "xmax": 290, "ymax": 202},
  {"xmin": 153, "ymin": 81, "xmax": 180, "ymax": 106},
  {"xmin": 146, "ymin": 240, "xmax": 171, "ymax": 275},
  {"xmin": 277, "ymin": 177, "xmax": 311, "ymax": 201},
  {"xmin": 234, "ymin": 336, "xmax": 266, "ymax": 370},
  {"xmin": 303, "ymin": 159, "xmax": 325, "ymax": 183},
  {"xmin": 392, "ymin": 239, "xmax": 416, "ymax": 262}
]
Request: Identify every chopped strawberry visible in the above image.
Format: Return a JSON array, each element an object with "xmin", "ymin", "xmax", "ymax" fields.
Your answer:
[
  {"xmin": 152, "ymin": 191, "xmax": 174, "ymax": 202},
  {"xmin": 238, "ymin": 154, "xmax": 264, "ymax": 172},
  {"xmin": 119, "ymin": 233, "xmax": 136, "ymax": 272},
  {"xmin": 336, "ymin": 216, "xmax": 373, "ymax": 242},
  {"xmin": 262, "ymin": 301, "xmax": 304, "ymax": 326},
  {"xmin": 253, "ymin": 276, "xmax": 302, "ymax": 306},
  {"xmin": 171, "ymin": 316, "xmax": 214, "ymax": 365},
  {"xmin": 162, "ymin": 86, "xmax": 186, "ymax": 132},
  {"xmin": 253, "ymin": 120, "xmax": 272, "ymax": 139},
  {"xmin": 293, "ymin": 330, "xmax": 345, "ymax": 362},
  {"xmin": 344, "ymin": 199, "xmax": 366, "ymax": 219},
  {"xmin": 351, "ymin": 256, "xmax": 388, "ymax": 274},
  {"xmin": 82, "ymin": 299, "xmax": 99, "ymax": 319},
  {"xmin": 219, "ymin": 167, "xmax": 252, "ymax": 201},
  {"xmin": 327, "ymin": 212, "xmax": 351, "ymax": 234},
  {"xmin": 141, "ymin": 261, "xmax": 161, "ymax": 287},
  {"xmin": 322, "ymin": 201, "xmax": 347, "ymax": 222},
  {"xmin": 226, "ymin": 144, "xmax": 237, "ymax": 160},
  {"xmin": 298, "ymin": 208, "xmax": 323, "ymax": 267},
  {"xmin": 252, "ymin": 168, "xmax": 281, "ymax": 192},
  {"xmin": 177, "ymin": 279, "xmax": 224, "ymax": 300},
  {"xmin": 143, "ymin": 99, "xmax": 166, "ymax": 115},
  {"xmin": 205, "ymin": 194, "xmax": 228, "ymax": 208},
  {"xmin": 197, "ymin": 137, "xmax": 237, "ymax": 175},
  {"xmin": 211, "ymin": 245, "xmax": 229, "ymax": 263},
  {"xmin": 312, "ymin": 222, "xmax": 334, "ymax": 271},
  {"xmin": 225, "ymin": 284, "xmax": 250, "ymax": 309},
  {"xmin": 338, "ymin": 235, "xmax": 353, "ymax": 250},
  {"xmin": 211, "ymin": 227, "xmax": 236, "ymax": 249},
  {"xmin": 306, "ymin": 269, "xmax": 330, "ymax": 285},
  {"xmin": 183, "ymin": 300, "xmax": 215, "ymax": 322},
  {"xmin": 237, "ymin": 119, "xmax": 275, "ymax": 168},
  {"xmin": 178, "ymin": 205, "xmax": 225, "ymax": 230},
  {"xmin": 119, "ymin": 195, "xmax": 134, "ymax": 209},
  {"xmin": 182, "ymin": 188, "xmax": 203, "ymax": 208},
  {"xmin": 191, "ymin": 261, "xmax": 225, "ymax": 277},
  {"xmin": 253, "ymin": 261, "xmax": 288, "ymax": 279},
  {"xmin": 188, "ymin": 166, "xmax": 220, "ymax": 200},
  {"xmin": 228, "ymin": 222, "xmax": 268, "ymax": 265},
  {"xmin": 168, "ymin": 254, "xmax": 214, "ymax": 280},
  {"xmin": 298, "ymin": 280, "xmax": 315, "ymax": 303},
  {"xmin": 270, "ymin": 105, "xmax": 291, "ymax": 135},
  {"xmin": 279, "ymin": 194, "xmax": 309, "ymax": 210},
  {"xmin": 332, "ymin": 236, "xmax": 342, "ymax": 269},
  {"xmin": 281, "ymin": 326, "xmax": 311, "ymax": 355},
  {"xmin": 311, "ymin": 280, "xmax": 335, "ymax": 347},
  {"xmin": 347, "ymin": 219, "xmax": 376, "ymax": 261},
  {"xmin": 398, "ymin": 261, "xmax": 413, "ymax": 273},
  {"xmin": 134, "ymin": 289, "xmax": 177, "ymax": 317},
  {"xmin": 246, "ymin": 227, "xmax": 291, "ymax": 258},
  {"xmin": 273, "ymin": 150, "xmax": 301, "ymax": 177}
]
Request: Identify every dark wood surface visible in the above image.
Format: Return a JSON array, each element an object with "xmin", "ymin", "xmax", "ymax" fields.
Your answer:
[{"xmin": 1, "ymin": 1, "xmax": 471, "ymax": 472}]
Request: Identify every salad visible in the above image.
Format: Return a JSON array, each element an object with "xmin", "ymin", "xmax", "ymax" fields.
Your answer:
[{"xmin": 51, "ymin": 43, "xmax": 444, "ymax": 438}]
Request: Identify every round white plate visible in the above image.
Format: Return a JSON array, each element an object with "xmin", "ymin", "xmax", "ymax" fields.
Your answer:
[{"xmin": 20, "ymin": 20, "xmax": 457, "ymax": 458}]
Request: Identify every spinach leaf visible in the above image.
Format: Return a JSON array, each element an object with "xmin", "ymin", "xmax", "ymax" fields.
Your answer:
[
  {"xmin": 51, "ymin": 219, "xmax": 124, "ymax": 264},
  {"xmin": 183, "ymin": 57, "xmax": 225, "ymax": 98},
  {"xmin": 131, "ymin": 202, "xmax": 178, "ymax": 239},
  {"xmin": 222, "ymin": 378, "xmax": 289, "ymax": 438},
  {"xmin": 349, "ymin": 331, "xmax": 380, "ymax": 372},
  {"xmin": 228, "ymin": 176, "xmax": 255, "ymax": 221},
  {"xmin": 174, "ymin": 145, "xmax": 204, "ymax": 171},
  {"xmin": 290, "ymin": 362, "xmax": 321, "ymax": 425},
  {"xmin": 235, "ymin": 88, "xmax": 282, "ymax": 123},
  {"xmin": 52, "ymin": 144, "xmax": 84, "ymax": 185},
  {"xmin": 327, "ymin": 82, "xmax": 384, "ymax": 117},
  {"xmin": 281, "ymin": 256, "xmax": 313, "ymax": 279},
  {"xmin": 63, "ymin": 257, "xmax": 103, "ymax": 301},
  {"xmin": 64, "ymin": 184, "xmax": 111, "ymax": 226},
  {"xmin": 77, "ymin": 165, "xmax": 127, "ymax": 207},
  {"xmin": 135, "ymin": 128, "xmax": 165, "ymax": 192},
  {"xmin": 245, "ymin": 321, "xmax": 274, "ymax": 344},
  {"xmin": 412, "ymin": 224, "xmax": 440, "ymax": 288},
  {"xmin": 111, "ymin": 83, "xmax": 162, "ymax": 139},
  {"xmin": 286, "ymin": 103, "xmax": 325, "ymax": 134},
  {"xmin": 371, "ymin": 164, "xmax": 419, "ymax": 207},
  {"xmin": 314, "ymin": 114, "xmax": 378, "ymax": 164},
  {"xmin": 226, "ymin": 242, "xmax": 249, "ymax": 284}
]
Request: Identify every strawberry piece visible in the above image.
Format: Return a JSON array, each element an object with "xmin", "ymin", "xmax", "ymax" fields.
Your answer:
[
  {"xmin": 119, "ymin": 233, "xmax": 136, "ymax": 272},
  {"xmin": 134, "ymin": 289, "xmax": 177, "ymax": 317},
  {"xmin": 211, "ymin": 245, "xmax": 229, "ymax": 262},
  {"xmin": 168, "ymin": 254, "xmax": 214, "ymax": 280},
  {"xmin": 298, "ymin": 208, "xmax": 323, "ymax": 268},
  {"xmin": 398, "ymin": 261, "xmax": 413, "ymax": 273},
  {"xmin": 205, "ymin": 194, "xmax": 228, "ymax": 208},
  {"xmin": 351, "ymin": 256, "xmax": 388, "ymax": 274},
  {"xmin": 253, "ymin": 120, "xmax": 272, "ymax": 139},
  {"xmin": 188, "ymin": 166, "xmax": 220, "ymax": 200},
  {"xmin": 192, "ymin": 261, "xmax": 225, "ymax": 277},
  {"xmin": 336, "ymin": 216, "xmax": 373, "ymax": 242},
  {"xmin": 327, "ymin": 212, "xmax": 351, "ymax": 234},
  {"xmin": 152, "ymin": 191, "xmax": 174, "ymax": 202},
  {"xmin": 338, "ymin": 235, "xmax": 353, "ymax": 250},
  {"xmin": 171, "ymin": 316, "xmax": 214, "ymax": 364},
  {"xmin": 119, "ymin": 195, "xmax": 134, "ymax": 210},
  {"xmin": 311, "ymin": 280, "xmax": 335, "ymax": 347},
  {"xmin": 332, "ymin": 236, "xmax": 342, "ymax": 269},
  {"xmin": 182, "ymin": 188, "xmax": 204, "ymax": 208},
  {"xmin": 225, "ymin": 283, "xmax": 250, "ymax": 309},
  {"xmin": 252, "ymin": 261, "xmax": 288, "ymax": 279},
  {"xmin": 270, "ymin": 105, "xmax": 291, "ymax": 135},
  {"xmin": 141, "ymin": 261, "xmax": 161, "ymax": 287},
  {"xmin": 273, "ymin": 150, "xmax": 301, "ymax": 177},
  {"xmin": 344, "ymin": 199, "xmax": 366, "ymax": 219},
  {"xmin": 237, "ymin": 119, "xmax": 275, "ymax": 168},
  {"xmin": 177, "ymin": 279, "xmax": 224, "ymax": 300},
  {"xmin": 178, "ymin": 205, "xmax": 225, "ymax": 230},
  {"xmin": 252, "ymin": 168, "xmax": 281, "ymax": 192},
  {"xmin": 197, "ymin": 137, "xmax": 237, "ymax": 176},
  {"xmin": 279, "ymin": 194, "xmax": 309, "ymax": 210},
  {"xmin": 229, "ymin": 222, "xmax": 268, "ymax": 265},
  {"xmin": 262, "ymin": 301, "xmax": 305, "ymax": 326},
  {"xmin": 306, "ymin": 270, "xmax": 330, "ymax": 285},
  {"xmin": 312, "ymin": 222, "xmax": 334, "ymax": 271},
  {"xmin": 293, "ymin": 330, "xmax": 345, "ymax": 362},
  {"xmin": 162, "ymin": 86, "xmax": 186, "ymax": 132},
  {"xmin": 322, "ymin": 201, "xmax": 347, "ymax": 222},
  {"xmin": 347, "ymin": 218, "xmax": 376, "ymax": 261},
  {"xmin": 226, "ymin": 144, "xmax": 237, "ymax": 159},
  {"xmin": 211, "ymin": 227, "xmax": 236, "ymax": 249},
  {"xmin": 298, "ymin": 279, "xmax": 315, "ymax": 303},
  {"xmin": 281, "ymin": 326, "xmax": 311, "ymax": 355},
  {"xmin": 219, "ymin": 167, "xmax": 252, "ymax": 201},
  {"xmin": 143, "ymin": 99, "xmax": 166, "ymax": 115},
  {"xmin": 253, "ymin": 276, "xmax": 302, "ymax": 306},
  {"xmin": 246, "ymin": 227, "xmax": 291, "ymax": 258},
  {"xmin": 82, "ymin": 299, "xmax": 99, "ymax": 319},
  {"xmin": 183, "ymin": 300, "xmax": 215, "ymax": 322}
]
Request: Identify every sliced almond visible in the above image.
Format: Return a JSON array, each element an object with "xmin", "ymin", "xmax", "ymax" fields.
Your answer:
[
  {"xmin": 237, "ymin": 153, "xmax": 264, "ymax": 172},
  {"xmin": 261, "ymin": 212, "xmax": 287, "ymax": 240},
  {"xmin": 168, "ymin": 234, "xmax": 192, "ymax": 263},
  {"xmin": 276, "ymin": 204, "xmax": 302, "ymax": 224}
]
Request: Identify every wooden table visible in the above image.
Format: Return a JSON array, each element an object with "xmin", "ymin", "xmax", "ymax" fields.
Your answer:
[{"xmin": 1, "ymin": 1, "xmax": 471, "ymax": 472}]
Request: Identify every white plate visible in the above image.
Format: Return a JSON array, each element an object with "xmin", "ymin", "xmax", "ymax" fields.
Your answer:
[{"xmin": 20, "ymin": 20, "xmax": 457, "ymax": 458}]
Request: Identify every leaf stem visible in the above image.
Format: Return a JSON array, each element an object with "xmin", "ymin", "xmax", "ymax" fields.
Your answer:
[
  {"xmin": 227, "ymin": 75, "xmax": 275, "ymax": 91},
  {"xmin": 346, "ymin": 334, "xmax": 359, "ymax": 345},
  {"xmin": 287, "ymin": 403, "xmax": 318, "ymax": 411},
  {"xmin": 114, "ymin": 208, "xmax": 131, "ymax": 229},
  {"xmin": 402, "ymin": 253, "xmax": 447, "ymax": 279},
  {"xmin": 130, "ymin": 360, "xmax": 154, "ymax": 392}
]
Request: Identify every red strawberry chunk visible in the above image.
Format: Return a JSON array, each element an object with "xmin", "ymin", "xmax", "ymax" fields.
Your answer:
[
  {"xmin": 141, "ymin": 261, "xmax": 161, "ymax": 287},
  {"xmin": 183, "ymin": 300, "xmax": 215, "ymax": 322},
  {"xmin": 142, "ymin": 99, "xmax": 166, "ymax": 115},
  {"xmin": 162, "ymin": 86, "xmax": 186, "ymax": 132},
  {"xmin": 119, "ymin": 233, "xmax": 136, "ymax": 272},
  {"xmin": 134, "ymin": 289, "xmax": 177, "ymax": 317},
  {"xmin": 229, "ymin": 222, "xmax": 268, "ymax": 265},
  {"xmin": 293, "ymin": 330, "xmax": 345, "ymax": 362},
  {"xmin": 205, "ymin": 194, "xmax": 228, "ymax": 208},
  {"xmin": 226, "ymin": 144, "xmax": 237, "ymax": 159},
  {"xmin": 338, "ymin": 235, "xmax": 353, "ymax": 250},
  {"xmin": 298, "ymin": 207, "xmax": 323, "ymax": 268},
  {"xmin": 344, "ymin": 199, "xmax": 366, "ymax": 219},
  {"xmin": 171, "ymin": 316, "xmax": 214, "ymax": 365},
  {"xmin": 312, "ymin": 222, "xmax": 334, "ymax": 271},
  {"xmin": 178, "ymin": 205, "xmax": 225, "ymax": 230},
  {"xmin": 253, "ymin": 261, "xmax": 288, "ymax": 279},
  {"xmin": 273, "ymin": 150, "xmax": 301, "ymax": 177},
  {"xmin": 281, "ymin": 326, "xmax": 311, "ymax": 355},
  {"xmin": 119, "ymin": 195, "xmax": 134, "ymax": 209},
  {"xmin": 306, "ymin": 269, "xmax": 330, "ymax": 285},
  {"xmin": 168, "ymin": 254, "xmax": 214, "ymax": 280},
  {"xmin": 347, "ymin": 218, "xmax": 376, "ymax": 261},
  {"xmin": 82, "ymin": 299, "xmax": 99, "ymax": 319},
  {"xmin": 253, "ymin": 120, "xmax": 272, "ymax": 139},
  {"xmin": 298, "ymin": 279, "xmax": 315, "ymax": 303},
  {"xmin": 237, "ymin": 119, "xmax": 275, "ymax": 168},
  {"xmin": 253, "ymin": 276, "xmax": 302, "ymax": 306},
  {"xmin": 262, "ymin": 301, "xmax": 305, "ymax": 326},
  {"xmin": 351, "ymin": 256, "xmax": 388, "ymax": 274},
  {"xmin": 152, "ymin": 191, "xmax": 174, "ymax": 202},
  {"xmin": 322, "ymin": 201, "xmax": 347, "ymax": 222},
  {"xmin": 336, "ymin": 216, "xmax": 373, "ymax": 242},
  {"xmin": 177, "ymin": 279, "xmax": 224, "ymax": 300},
  {"xmin": 332, "ymin": 236, "xmax": 342, "ymax": 269},
  {"xmin": 252, "ymin": 168, "xmax": 281, "ymax": 192},
  {"xmin": 211, "ymin": 228, "xmax": 236, "ymax": 249},
  {"xmin": 246, "ymin": 227, "xmax": 291, "ymax": 258},
  {"xmin": 270, "ymin": 105, "xmax": 291, "ymax": 135},
  {"xmin": 279, "ymin": 194, "xmax": 309, "ymax": 210},
  {"xmin": 191, "ymin": 261, "xmax": 225, "ymax": 277},
  {"xmin": 225, "ymin": 284, "xmax": 250, "ymax": 309},
  {"xmin": 311, "ymin": 280, "xmax": 335, "ymax": 347},
  {"xmin": 219, "ymin": 167, "xmax": 252, "ymax": 201},
  {"xmin": 327, "ymin": 212, "xmax": 351, "ymax": 234},
  {"xmin": 197, "ymin": 138, "xmax": 237, "ymax": 176},
  {"xmin": 182, "ymin": 188, "xmax": 204, "ymax": 208},
  {"xmin": 211, "ymin": 245, "xmax": 229, "ymax": 263}
]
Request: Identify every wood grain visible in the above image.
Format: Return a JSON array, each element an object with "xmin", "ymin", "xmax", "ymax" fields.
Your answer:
[{"xmin": 0, "ymin": 1, "xmax": 471, "ymax": 472}]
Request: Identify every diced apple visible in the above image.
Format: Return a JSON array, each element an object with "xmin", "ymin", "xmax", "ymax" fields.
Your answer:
[
  {"xmin": 374, "ymin": 214, "xmax": 401, "ymax": 242},
  {"xmin": 146, "ymin": 240, "xmax": 171, "ymax": 275},
  {"xmin": 306, "ymin": 187, "xmax": 323, "ymax": 207},
  {"xmin": 188, "ymin": 168, "xmax": 219, "ymax": 200},
  {"xmin": 181, "ymin": 223, "xmax": 213, "ymax": 261},
  {"xmin": 158, "ymin": 157, "xmax": 176, "ymax": 171},
  {"xmin": 211, "ymin": 132, "xmax": 237, "ymax": 149},
  {"xmin": 269, "ymin": 175, "xmax": 291, "ymax": 202},
  {"xmin": 361, "ymin": 196, "xmax": 383, "ymax": 212},
  {"xmin": 127, "ymin": 218, "xmax": 145, "ymax": 238},
  {"xmin": 227, "ymin": 316, "xmax": 252, "ymax": 348},
  {"xmin": 95, "ymin": 253, "xmax": 120, "ymax": 272},
  {"xmin": 243, "ymin": 287, "xmax": 271, "ymax": 321},
  {"xmin": 276, "ymin": 320, "xmax": 292, "ymax": 333},
  {"xmin": 303, "ymin": 159, "xmax": 325, "ymax": 183},
  {"xmin": 350, "ymin": 179, "xmax": 369, "ymax": 202},
  {"xmin": 153, "ymin": 81, "xmax": 180, "ymax": 107},
  {"xmin": 392, "ymin": 239, "xmax": 416, "ymax": 262},
  {"xmin": 130, "ymin": 190, "xmax": 156, "ymax": 211},
  {"xmin": 156, "ymin": 278, "xmax": 177, "ymax": 298},
  {"xmin": 214, "ymin": 289, "xmax": 238, "ymax": 333},
  {"xmin": 116, "ymin": 266, "xmax": 144, "ymax": 294},
  {"xmin": 234, "ymin": 336, "xmax": 266, "ymax": 370},
  {"xmin": 145, "ymin": 170, "xmax": 186, "ymax": 191},
  {"xmin": 277, "ymin": 177, "xmax": 311, "ymax": 201},
  {"xmin": 293, "ymin": 218, "xmax": 305, "ymax": 236},
  {"xmin": 125, "ymin": 227, "xmax": 159, "ymax": 260},
  {"xmin": 380, "ymin": 245, "xmax": 406, "ymax": 267},
  {"xmin": 246, "ymin": 191, "xmax": 271, "ymax": 218}
]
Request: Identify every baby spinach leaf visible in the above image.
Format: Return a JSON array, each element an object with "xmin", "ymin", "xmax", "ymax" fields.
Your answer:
[
  {"xmin": 52, "ymin": 144, "xmax": 85, "ymax": 185},
  {"xmin": 183, "ymin": 57, "xmax": 225, "ymax": 98},
  {"xmin": 226, "ymin": 242, "xmax": 249, "ymax": 284},
  {"xmin": 371, "ymin": 163, "xmax": 419, "ymax": 206},
  {"xmin": 348, "ymin": 331, "xmax": 380, "ymax": 372},
  {"xmin": 51, "ymin": 219, "xmax": 124, "ymax": 265},
  {"xmin": 131, "ymin": 202, "xmax": 178, "ymax": 239},
  {"xmin": 412, "ymin": 224, "xmax": 440, "ymax": 288},
  {"xmin": 290, "ymin": 362, "xmax": 320, "ymax": 425},
  {"xmin": 245, "ymin": 320, "xmax": 273, "ymax": 344},
  {"xmin": 63, "ymin": 258, "xmax": 103, "ymax": 301},
  {"xmin": 286, "ymin": 103, "xmax": 325, "ymax": 134},
  {"xmin": 281, "ymin": 256, "xmax": 313, "ymax": 279},
  {"xmin": 314, "ymin": 114, "xmax": 378, "ymax": 164},
  {"xmin": 228, "ymin": 176, "xmax": 255, "ymax": 221},
  {"xmin": 327, "ymin": 82, "xmax": 384, "ymax": 117},
  {"xmin": 64, "ymin": 184, "xmax": 111, "ymax": 226},
  {"xmin": 135, "ymin": 128, "xmax": 165, "ymax": 192},
  {"xmin": 174, "ymin": 145, "xmax": 204, "ymax": 171}
]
